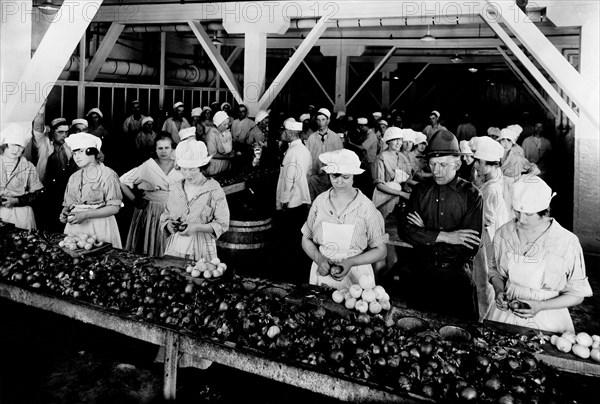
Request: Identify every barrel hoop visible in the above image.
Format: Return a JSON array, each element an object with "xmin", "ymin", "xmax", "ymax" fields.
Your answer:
[
  {"xmin": 217, "ymin": 241, "xmax": 270, "ymax": 249},
  {"xmin": 226, "ymin": 224, "xmax": 272, "ymax": 233},
  {"xmin": 229, "ymin": 218, "xmax": 272, "ymax": 227}
]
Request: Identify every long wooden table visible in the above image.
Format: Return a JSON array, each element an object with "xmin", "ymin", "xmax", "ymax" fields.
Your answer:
[{"xmin": 0, "ymin": 282, "xmax": 426, "ymax": 403}]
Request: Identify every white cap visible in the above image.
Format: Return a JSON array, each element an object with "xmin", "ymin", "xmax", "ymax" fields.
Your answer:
[
  {"xmin": 512, "ymin": 176, "xmax": 556, "ymax": 213},
  {"xmin": 0, "ymin": 123, "xmax": 32, "ymax": 148},
  {"xmin": 173, "ymin": 101, "xmax": 184, "ymax": 109},
  {"xmin": 401, "ymin": 128, "xmax": 417, "ymax": 144},
  {"xmin": 468, "ymin": 136, "xmax": 481, "ymax": 152},
  {"xmin": 319, "ymin": 149, "xmax": 364, "ymax": 175},
  {"xmin": 51, "ymin": 118, "xmax": 68, "ymax": 128},
  {"xmin": 507, "ymin": 124, "xmax": 523, "ymax": 136},
  {"xmin": 141, "ymin": 116, "xmax": 154, "ymax": 125},
  {"xmin": 473, "ymin": 136, "xmax": 504, "ymax": 162},
  {"xmin": 372, "ymin": 112, "xmax": 382, "ymax": 119},
  {"xmin": 299, "ymin": 113, "xmax": 311, "ymax": 122},
  {"xmin": 379, "ymin": 120, "xmax": 388, "ymax": 127},
  {"xmin": 213, "ymin": 111, "xmax": 229, "ymax": 127},
  {"xmin": 317, "ymin": 108, "xmax": 331, "ymax": 119},
  {"xmin": 191, "ymin": 107, "xmax": 202, "ymax": 117},
  {"xmin": 71, "ymin": 118, "xmax": 88, "ymax": 128},
  {"xmin": 414, "ymin": 131, "xmax": 428, "ymax": 145},
  {"xmin": 487, "ymin": 127, "xmax": 501, "ymax": 137},
  {"xmin": 459, "ymin": 140, "xmax": 473, "ymax": 155},
  {"xmin": 86, "ymin": 108, "xmax": 103, "ymax": 118},
  {"xmin": 498, "ymin": 128, "xmax": 518, "ymax": 143},
  {"xmin": 382, "ymin": 127, "xmax": 403, "ymax": 143},
  {"xmin": 357, "ymin": 117, "xmax": 368, "ymax": 125},
  {"xmin": 431, "ymin": 110, "xmax": 440, "ymax": 118},
  {"xmin": 179, "ymin": 127, "xmax": 196, "ymax": 141},
  {"xmin": 255, "ymin": 110, "xmax": 269, "ymax": 123},
  {"xmin": 65, "ymin": 132, "xmax": 102, "ymax": 151},
  {"xmin": 283, "ymin": 118, "xmax": 302, "ymax": 131},
  {"xmin": 221, "ymin": 102, "xmax": 231, "ymax": 110},
  {"xmin": 176, "ymin": 139, "xmax": 212, "ymax": 168}
]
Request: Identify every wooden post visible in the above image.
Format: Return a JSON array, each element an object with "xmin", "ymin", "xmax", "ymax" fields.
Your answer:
[
  {"xmin": 321, "ymin": 45, "xmax": 365, "ymax": 113},
  {"xmin": 163, "ymin": 331, "xmax": 180, "ymax": 400}
]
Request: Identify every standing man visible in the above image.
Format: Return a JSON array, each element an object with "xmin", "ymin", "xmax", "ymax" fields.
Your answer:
[
  {"xmin": 231, "ymin": 104, "xmax": 255, "ymax": 148},
  {"xmin": 456, "ymin": 113, "xmax": 477, "ymax": 142},
  {"xmin": 305, "ymin": 108, "xmax": 344, "ymax": 200},
  {"xmin": 521, "ymin": 122, "xmax": 552, "ymax": 180},
  {"xmin": 162, "ymin": 102, "xmax": 190, "ymax": 143},
  {"xmin": 397, "ymin": 130, "xmax": 483, "ymax": 321},
  {"xmin": 423, "ymin": 110, "xmax": 447, "ymax": 141},
  {"xmin": 122, "ymin": 100, "xmax": 146, "ymax": 136}
]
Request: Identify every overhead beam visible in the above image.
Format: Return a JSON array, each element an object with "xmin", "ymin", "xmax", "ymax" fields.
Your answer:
[
  {"xmin": 348, "ymin": 64, "xmax": 381, "ymax": 109},
  {"xmin": 483, "ymin": 1, "xmax": 598, "ymax": 129},
  {"xmin": 257, "ymin": 15, "xmax": 330, "ymax": 111},
  {"xmin": 295, "ymin": 48, "xmax": 334, "ymax": 107},
  {"xmin": 346, "ymin": 46, "xmax": 396, "ymax": 107},
  {"xmin": 209, "ymin": 47, "xmax": 242, "ymax": 87},
  {"xmin": 390, "ymin": 63, "xmax": 430, "ymax": 108},
  {"xmin": 482, "ymin": 13, "xmax": 580, "ymax": 125},
  {"xmin": 497, "ymin": 46, "xmax": 557, "ymax": 118},
  {"xmin": 187, "ymin": 20, "xmax": 242, "ymax": 104},
  {"xmin": 2, "ymin": 0, "xmax": 103, "ymax": 126},
  {"xmin": 85, "ymin": 22, "xmax": 124, "ymax": 81}
]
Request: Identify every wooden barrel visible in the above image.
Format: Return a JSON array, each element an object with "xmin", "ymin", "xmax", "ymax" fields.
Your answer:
[{"xmin": 217, "ymin": 217, "xmax": 273, "ymax": 250}]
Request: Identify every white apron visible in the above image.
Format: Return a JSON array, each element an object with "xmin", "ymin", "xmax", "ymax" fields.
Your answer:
[
  {"xmin": 372, "ymin": 169, "xmax": 409, "ymax": 220},
  {"xmin": 0, "ymin": 206, "xmax": 36, "ymax": 230},
  {"xmin": 64, "ymin": 204, "xmax": 122, "ymax": 249},
  {"xmin": 221, "ymin": 130, "xmax": 233, "ymax": 154},
  {"xmin": 309, "ymin": 222, "xmax": 373, "ymax": 289},
  {"xmin": 486, "ymin": 251, "xmax": 574, "ymax": 333}
]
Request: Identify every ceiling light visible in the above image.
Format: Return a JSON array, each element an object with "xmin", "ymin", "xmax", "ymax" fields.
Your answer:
[
  {"xmin": 37, "ymin": 0, "xmax": 60, "ymax": 14},
  {"xmin": 451, "ymin": 54, "xmax": 463, "ymax": 63},
  {"xmin": 420, "ymin": 26, "xmax": 436, "ymax": 42},
  {"xmin": 211, "ymin": 35, "xmax": 222, "ymax": 46},
  {"xmin": 468, "ymin": 67, "xmax": 478, "ymax": 73}
]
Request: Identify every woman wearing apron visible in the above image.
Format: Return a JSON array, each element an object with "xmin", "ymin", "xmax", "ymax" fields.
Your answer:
[
  {"xmin": 302, "ymin": 149, "xmax": 388, "ymax": 289},
  {"xmin": 471, "ymin": 137, "xmax": 510, "ymax": 321},
  {"xmin": 60, "ymin": 133, "xmax": 122, "ymax": 248},
  {"xmin": 120, "ymin": 133, "xmax": 183, "ymax": 257},
  {"xmin": 159, "ymin": 139, "xmax": 229, "ymax": 262},
  {"xmin": 486, "ymin": 177, "xmax": 592, "ymax": 333},
  {"xmin": 0, "ymin": 123, "xmax": 44, "ymax": 229},
  {"xmin": 372, "ymin": 127, "xmax": 410, "ymax": 220}
]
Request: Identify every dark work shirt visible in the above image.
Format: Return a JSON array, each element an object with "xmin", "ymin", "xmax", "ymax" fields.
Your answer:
[{"xmin": 399, "ymin": 175, "xmax": 482, "ymax": 265}]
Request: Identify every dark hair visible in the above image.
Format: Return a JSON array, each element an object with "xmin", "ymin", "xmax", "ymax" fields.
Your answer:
[
  {"xmin": 154, "ymin": 132, "xmax": 175, "ymax": 149},
  {"xmin": 537, "ymin": 208, "xmax": 551, "ymax": 218},
  {"xmin": 474, "ymin": 158, "xmax": 500, "ymax": 167}
]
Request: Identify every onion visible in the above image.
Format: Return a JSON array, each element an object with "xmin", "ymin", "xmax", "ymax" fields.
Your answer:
[
  {"xmin": 575, "ymin": 332, "xmax": 593, "ymax": 348},
  {"xmin": 590, "ymin": 348, "xmax": 600, "ymax": 363},
  {"xmin": 572, "ymin": 344, "xmax": 591, "ymax": 359}
]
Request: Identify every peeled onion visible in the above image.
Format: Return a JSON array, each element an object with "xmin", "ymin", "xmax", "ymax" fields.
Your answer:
[
  {"xmin": 591, "ymin": 348, "xmax": 600, "ymax": 363},
  {"xmin": 555, "ymin": 336, "xmax": 572, "ymax": 353},
  {"xmin": 561, "ymin": 332, "xmax": 577, "ymax": 345},
  {"xmin": 369, "ymin": 301, "xmax": 382, "ymax": 314},
  {"xmin": 355, "ymin": 299, "xmax": 368, "ymax": 313},
  {"xmin": 572, "ymin": 344, "xmax": 591, "ymax": 359},
  {"xmin": 345, "ymin": 297, "xmax": 357, "ymax": 310},
  {"xmin": 358, "ymin": 275, "xmax": 375, "ymax": 290},
  {"xmin": 332, "ymin": 290, "xmax": 344, "ymax": 304},
  {"xmin": 575, "ymin": 332, "xmax": 594, "ymax": 348},
  {"xmin": 349, "ymin": 284, "xmax": 363, "ymax": 299}
]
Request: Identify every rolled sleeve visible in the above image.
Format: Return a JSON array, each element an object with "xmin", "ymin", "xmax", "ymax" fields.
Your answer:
[
  {"xmin": 562, "ymin": 241, "xmax": 593, "ymax": 297},
  {"xmin": 366, "ymin": 209, "xmax": 389, "ymax": 248},
  {"xmin": 301, "ymin": 202, "xmax": 318, "ymax": 239},
  {"xmin": 104, "ymin": 171, "xmax": 123, "ymax": 207},
  {"xmin": 209, "ymin": 189, "xmax": 229, "ymax": 239}
]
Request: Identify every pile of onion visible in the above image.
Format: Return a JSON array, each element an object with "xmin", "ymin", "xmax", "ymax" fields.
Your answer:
[
  {"xmin": 331, "ymin": 275, "xmax": 391, "ymax": 314},
  {"xmin": 185, "ymin": 257, "xmax": 227, "ymax": 279}
]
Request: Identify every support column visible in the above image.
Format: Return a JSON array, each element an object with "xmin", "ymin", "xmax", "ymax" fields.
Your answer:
[
  {"xmin": 380, "ymin": 64, "xmax": 397, "ymax": 111},
  {"xmin": 223, "ymin": 7, "xmax": 289, "ymax": 116},
  {"xmin": 547, "ymin": 3, "xmax": 600, "ymax": 252},
  {"xmin": 320, "ymin": 45, "xmax": 365, "ymax": 113}
]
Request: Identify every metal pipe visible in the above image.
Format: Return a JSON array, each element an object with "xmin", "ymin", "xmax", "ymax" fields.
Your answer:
[{"xmin": 64, "ymin": 56, "xmax": 242, "ymax": 84}]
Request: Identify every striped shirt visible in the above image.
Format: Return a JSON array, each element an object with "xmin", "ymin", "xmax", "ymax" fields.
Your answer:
[
  {"xmin": 302, "ymin": 189, "xmax": 389, "ymax": 253},
  {"xmin": 305, "ymin": 129, "xmax": 344, "ymax": 176}
]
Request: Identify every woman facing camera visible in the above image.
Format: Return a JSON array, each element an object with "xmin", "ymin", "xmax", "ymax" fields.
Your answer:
[
  {"xmin": 120, "ymin": 134, "xmax": 182, "ymax": 257},
  {"xmin": 60, "ymin": 133, "xmax": 122, "ymax": 247},
  {"xmin": 302, "ymin": 149, "xmax": 388, "ymax": 289},
  {"xmin": 486, "ymin": 177, "xmax": 592, "ymax": 333},
  {"xmin": 160, "ymin": 139, "xmax": 229, "ymax": 261}
]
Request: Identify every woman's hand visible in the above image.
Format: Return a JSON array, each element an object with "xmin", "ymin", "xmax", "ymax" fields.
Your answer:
[
  {"xmin": 66, "ymin": 211, "xmax": 88, "ymax": 225},
  {"xmin": 495, "ymin": 291, "xmax": 510, "ymax": 311},
  {"xmin": 317, "ymin": 259, "xmax": 331, "ymax": 277},
  {"xmin": 178, "ymin": 223, "xmax": 198, "ymax": 237},
  {"xmin": 512, "ymin": 300, "xmax": 543, "ymax": 319},
  {"xmin": 166, "ymin": 219, "xmax": 179, "ymax": 234},
  {"xmin": 1, "ymin": 197, "xmax": 18, "ymax": 208},
  {"xmin": 407, "ymin": 212, "xmax": 425, "ymax": 227},
  {"xmin": 330, "ymin": 258, "xmax": 354, "ymax": 281}
]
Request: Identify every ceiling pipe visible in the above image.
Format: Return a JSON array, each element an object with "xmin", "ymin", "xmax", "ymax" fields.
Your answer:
[{"xmin": 63, "ymin": 56, "xmax": 242, "ymax": 84}]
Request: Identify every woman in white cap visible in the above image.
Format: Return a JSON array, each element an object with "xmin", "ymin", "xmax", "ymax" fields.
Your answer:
[
  {"xmin": 134, "ymin": 117, "xmax": 157, "ymax": 162},
  {"xmin": 160, "ymin": 139, "xmax": 229, "ymax": 261},
  {"xmin": 486, "ymin": 177, "xmax": 592, "ymax": 333},
  {"xmin": 87, "ymin": 108, "xmax": 110, "ymax": 142},
  {"xmin": 204, "ymin": 111, "xmax": 234, "ymax": 176},
  {"xmin": 120, "ymin": 134, "xmax": 182, "ymax": 257},
  {"xmin": 0, "ymin": 123, "xmax": 44, "ymax": 229},
  {"xmin": 60, "ymin": 133, "xmax": 123, "ymax": 247},
  {"xmin": 302, "ymin": 149, "xmax": 388, "ymax": 288},
  {"xmin": 70, "ymin": 119, "xmax": 89, "ymax": 134},
  {"xmin": 457, "ymin": 139, "xmax": 475, "ymax": 182},
  {"xmin": 471, "ymin": 136, "xmax": 510, "ymax": 320},
  {"xmin": 161, "ymin": 102, "xmax": 191, "ymax": 143},
  {"xmin": 372, "ymin": 127, "xmax": 411, "ymax": 220}
]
